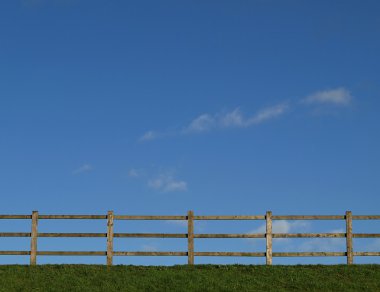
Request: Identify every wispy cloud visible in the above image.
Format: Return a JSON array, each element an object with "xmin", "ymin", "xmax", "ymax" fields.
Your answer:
[
  {"xmin": 141, "ymin": 244, "xmax": 158, "ymax": 252},
  {"xmin": 72, "ymin": 164, "xmax": 93, "ymax": 175},
  {"xmin": 128, "ymin": 168, "xmax": 140, "ymax": 178},
  {"xmin": 183, "ymin": 103, "xmax": 289, "ymax": 133},
  {"xmin": 302, "ymin": 87, "xmax": 353, "ymax": 106},
  {"xmin": 148, "ymin": 173, "xmax": 188, "ymax": 193},
  {"xmin": 139, "ymin": 87, "xmax": 353, "ymax": 142},
  {"xmin": 139, "ymin": 131, "xmax": 159, "ymax": 142},
  {"xmin": 298, "ymin": 229, "xmax": 346, "ymax": 252}
]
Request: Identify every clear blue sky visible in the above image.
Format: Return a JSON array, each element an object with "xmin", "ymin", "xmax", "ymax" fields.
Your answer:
[{"xmin": 0, "ymin": 0, "xmax": 379, "ymax": 265}]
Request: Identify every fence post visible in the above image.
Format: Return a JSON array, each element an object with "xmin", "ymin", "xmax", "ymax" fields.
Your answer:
[
  {"xmin": 187, "ymin": 210, "xmax": 194, "ymax": 265},
  {"xmin": 30, "ymin": 211, "xmax": 38, "ymax": 265},
  {"xmin": 346, "ymin": 211, "xmax": 353, "ymax": 265},
  {"xmin": 266, "ymin": 211, "xmax": 273, "ymax": 265},
  {"xmin": 107, "ymin": 210, "xmax": 114, "ymax": 266}
]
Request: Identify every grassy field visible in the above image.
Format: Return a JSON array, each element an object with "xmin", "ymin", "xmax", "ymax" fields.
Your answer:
[{"xmin": 0, "ymin": 265, "xmax": 379, "ymax": 291}]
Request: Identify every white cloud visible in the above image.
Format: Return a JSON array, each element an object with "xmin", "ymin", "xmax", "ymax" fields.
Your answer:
[
  {"xmin": 302, "ymin": 87, "xmax": 352, "ymax": 106},
  {"xmin": 184, "ymin": 114, "xmax": 216, "ymax": 133},
  {"xmin": 128, "ymin": 168, "xmax": 140, "ymax": 178},
  {"xmin": 247, "ymin": 103, "xmax": 289, "ymax": 125},
  {"xmin": 148, "ymin": 174, "xmax": 188, "ymax": 193},
  {"xmin": 72, "ymin": 164, "xmax": 93, "ymax": 175},
  {"xmin": 183, "ymin": 103, "xmax": 289, "ymax": 134},
  {"xmin": 139, "ymin": 131, "xmax": 159, "ymax": 142}
]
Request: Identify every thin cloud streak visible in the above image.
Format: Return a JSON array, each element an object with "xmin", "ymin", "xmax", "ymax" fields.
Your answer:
[
  {"xmin": 302, "ymin": 87, "xmax": 353, "ymax": 106},
  {"xmin": 72, "ymin": 164, "xmax": 93, "ymax": 175}
]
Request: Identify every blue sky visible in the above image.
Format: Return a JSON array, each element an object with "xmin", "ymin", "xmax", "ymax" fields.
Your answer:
[{"xmin": 0, "ymin": 0, "xmax": 379, "ymax": 265}]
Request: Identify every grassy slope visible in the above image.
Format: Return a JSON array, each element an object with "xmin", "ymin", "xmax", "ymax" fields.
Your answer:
[{"xmin": 0, "ymin": 265, "xmax": 379, "ymax": 291}]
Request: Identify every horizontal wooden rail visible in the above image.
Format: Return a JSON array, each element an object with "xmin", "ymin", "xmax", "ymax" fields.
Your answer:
[
  {"xmin": 194, "ymin": 215, "xmax": 265, "ymax": 220},
  {"xmin": 0, "ymin": 251, "xmax": 31, "ymax": 255},
  {"xmin": 195, "ymin": 234, "xmax": 265, "ymax": 238},
  {"xmin": 38, "ymin": 215, "xmax": 107, "ymax": 219},
  {"xmin": 273, "ymin": 252, "xmax": 346, "ymax": 257},
  {"xmin": 0, "ymin": 233, "xmax": 31, "ymax": 237},
  {"xmin": 114, "ymin": 252, "xmax": 187, "ymax": 256},
  {"xmin": 272, "ymin": 233, "xmax": 346, "ymax": 238},
  {"xmin": 114, "ymin": 215, "xmax": 186, "ymax": 220},
  {"xmin": 352, "ymin": 215, "xmax": 380, "ymax": 220},
  {"xmin": 272, "ymin": 215, "xmax": 345, "ymax": 220},
  {"xmin": 354, "ymin": 252, "xmax": 380, "ymax": 256},
  {"xmin": 37, "ymin": 251, "xmax": 107, "ymax": 256},
  {"xmin": 353, "ymin": 234, "xmax": 380, "ymax": 238},
  {"xmin": 114, "ymin": 233, "xmax": 187, "ymax": 238},
  {"xmin": 194, "ymin": 252, "xmax": 265, "ymax": 257},
  {"xmin": 38, "ymin": 233, "xmax": 107, "ymax": 238},
  {"xmin": 0, "ymin": 215, "xmax": 32, "ymax": 219}
]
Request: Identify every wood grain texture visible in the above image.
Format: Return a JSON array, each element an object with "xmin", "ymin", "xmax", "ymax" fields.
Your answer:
[
  {"xmin": 266, "ymin": 211, "xmax": 272, "ymax": 265},
  {"xmin": 0, "ymin": 215, "xmax": 32, "ymax": 219},
  {"xmin": 114, "ymin": 252, "xmax": 187, "ymax": 256},
  {"xmin": 273, "ymin": 252, "xmax": 346, "ymax": 257},
  {"xmin": 346, "ymin": 211, "xmax": 353, "ymax": 265},
  {"xmin": 107, "ymin": 211, "xmax": 114, "ymax": 266},
  {"xmin": 38, "ymin": 215, "xmax": 107, "ymax": 219},
  {"xmin": 194, "ymin": 252, "xmax": 265, "ymax": 257},
  {"xmin": 187, "ymin": 210, "xmax": 194, "ymax": 265},
  {"xmin": 115, "ymin": 215, "xmax": 186, "ymax": 220},
  {"xmin": 30, "ymin": 211, "xmax": 38, "ymax": 265},
  {"xmin": 273, "ymin": 233, "xmax": 346, "ymax": 238},
  {"xmin": 194, "ymin": 215, "xmax": 265, "ymax": 220},
  {"xmin": 194, "ymin": 234, "xmax": 265, "ymax": 238},
  {"xmin": 272, "ymin": 215, "xmax": 344, "ymax": 220},
  {"xmin": 37, "ymin": 251, "xmax": 106, "ymax": 256},
  {"xmin": 0, "ymin": 233, "xmax": 31, "ymax": 237},
  {"xmin": 114, "ymin": 233, "xmax": 187, "ymax": 238}
]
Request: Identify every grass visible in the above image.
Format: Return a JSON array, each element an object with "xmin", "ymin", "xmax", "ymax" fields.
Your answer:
[{"xmin": 0, "ymin": 265, "xmax": 379, "ymax": 291}]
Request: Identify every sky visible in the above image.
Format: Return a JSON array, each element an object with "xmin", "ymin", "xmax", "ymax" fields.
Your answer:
[{"xmin": 0, "ymin": 0, "xmax": 379, "ymax": 265}]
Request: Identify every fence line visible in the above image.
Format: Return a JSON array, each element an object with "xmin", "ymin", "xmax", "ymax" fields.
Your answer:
[{"xmin": 0, "ymin": 210, "xmax": 379, "ymax": 265}]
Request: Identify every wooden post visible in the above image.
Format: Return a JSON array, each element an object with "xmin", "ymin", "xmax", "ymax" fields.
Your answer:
[
  {"xmin": 346, "ymin": 211, "xmax": 353, "ymax": 265},
  {"xmin": 266, "ymin": 211, "xmax": 272, "ymax": 265},
  {"xmin": 187, "ymin": 210, "xmax": 194, "ymax": 265},
  {"xmin": 107, "ymin": 211, "xmax": 114, "ymax": 266},
  {"xmin": 30, "ymin": 211, "xmax": 38, "ymax": 265}
]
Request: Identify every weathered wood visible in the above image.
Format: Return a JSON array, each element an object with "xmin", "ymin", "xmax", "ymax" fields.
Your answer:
[
  {"xmin": 37, "ymin": 251, "xmax": 106, "ymax": 256},
  {"xmin": 38, "ymin": 215, "xmax": 107, "ymax": 219},
  {"xmin": 0, "ymin": 233, "xmax": 31, "ymax": 237},
  {"xmin": 0, "ymin": 251, "xmax": 30, "ymax": 255},
  {"xmin": 114, "ymin": 233, "xmax": 187, "ymax": 238},
  {"xmin": 273, "ymin": 252, "xmax": 346, "ymax": 257},
  {"xmin": 107, "ymin": 211, "xmax": 114, "ymax": 266},
  {"xmin": 353, "ymin": 252, "xmax": 380, "ymax": 256},
  {"xmin": 353, "ymin": 233, "xmax": 380, "ymax": 238},
  {"xmin": 188, "ymin": 210, "xmax": 194, "ymax": 265},
  {"xmin": 115, "ymin": 215, "xmax": 186, "ymax": 220},
  {"xmin": 0, "ymin": 215, "xmax": 32, "ymax": 219},
  {"xmin": 38, "ymin": 233, "xmax": 107, "ymax": 237},
  {"xmin": 266, "ymin": 211, "xmax": 272, "ymax": 265},
  {"xmin": 346, "ymin": 211, "xmax": 353, "ymax": 265},
  {"xmin": 272, "ymin": 215, "xmax": 344, "ymax": 220},
  {"xmin": 30, "ymin": 211, "xmax": 38, "ymax": 265},
  {"xmin": 195, "ymin": 234, "xmax": 265, "ymax": 238},
  {"xmin": 194, "ymin": 252, "xmax": 265, "ymax": 257},
  {"xmin": 194, "ymin": 215, "xmax": 265, "ymax": 220},
  {"xmin": 352, "ymin": 215, "xmax": 380, "ymax": 220},
  {"xmin": 114, "ymin": 251, "xmax": 187, "ymax": 256},
  {"xmin": 273, "ymin": 233, "xmax": 346, "ymax": 238}
]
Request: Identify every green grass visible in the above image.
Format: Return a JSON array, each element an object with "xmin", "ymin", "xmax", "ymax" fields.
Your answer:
[{"xmin": 0, "ymin": 265, "xmax": 379, "ymax": 291}]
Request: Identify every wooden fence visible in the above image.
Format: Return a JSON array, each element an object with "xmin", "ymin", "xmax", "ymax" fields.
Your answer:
[{"xmin": 0, "ymin": 211, "xmax": 379, "ymax": 265}]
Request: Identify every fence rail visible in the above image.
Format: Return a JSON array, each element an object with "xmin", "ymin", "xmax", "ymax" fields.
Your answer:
[{"xmin": 0, "ymin": 210, "xmax": 379, "ymax": 265}]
